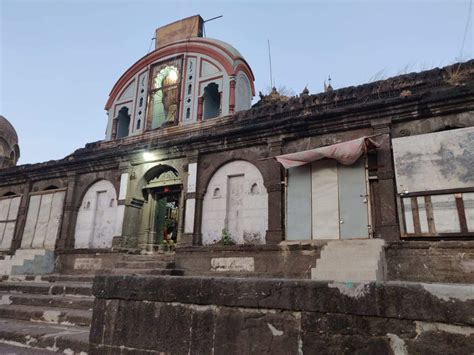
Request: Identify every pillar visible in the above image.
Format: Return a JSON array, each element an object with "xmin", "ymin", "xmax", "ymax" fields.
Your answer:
[
  {"xmin": 264, "ymin": 139, "xmax": 285, "ymax": 244},
  {"xmin": 197, "ymin": 97, "xmax": 203, "ymax": 122},
  {"xmin": 371, "ymin": 119, "xmax": 400, "ymax": 241},
  {"xmin": 183, "ymin": 152, "xmax": 199, "ymax": 246},
  {"xmin": 111, "ymin": 118, "xmax": 118, "ymax": 139},
  {"xmin": 115, "ymin": 162, "xmax": 131, "ymax": 247},
  {"xmin": 56, "ymin": 172, "xmax": 79, "ymax": 250},
  {"xmin": 10, "ymin": 181, "xmax": 32, "ymax": 253},
  {"xmin": 229, "ymin": 77, "xmax": 236, "ymax": 114}
]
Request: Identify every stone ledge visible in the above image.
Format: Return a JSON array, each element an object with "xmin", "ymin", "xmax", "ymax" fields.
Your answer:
[
  {"xmin": 92, "ymin": 275, "xmax": 474, "ymax": 326},
  {"xmin": 176, "ymin": 242, "xmax": 327, "ymax": 253},
  {"xmin": 386, "ymin": 240, "xmax": 474, "ymax": 250}
]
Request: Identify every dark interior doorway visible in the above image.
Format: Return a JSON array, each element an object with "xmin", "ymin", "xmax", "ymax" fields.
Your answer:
[{"xmin": 152, "ymin": 184, "xmax": 180, "ymax": 244}]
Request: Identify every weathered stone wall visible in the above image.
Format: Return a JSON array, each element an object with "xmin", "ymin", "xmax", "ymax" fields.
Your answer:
[
  {"xmin": 175, "ymin": 243, "xmax": 324, "ymax": 278},
  {"xmin": 386, "ymin": 241, "xmax": 474, "ymax": 284},
  {"xmin": 56, "ymin": 250, "xmax": 123, "ymax": 274},
  {"xmin": 90, "ymin": 276, "xmax": 474, "ymax": 354}
]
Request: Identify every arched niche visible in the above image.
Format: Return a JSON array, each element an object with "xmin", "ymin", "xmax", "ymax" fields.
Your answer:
[
  {"xmin": 74, "ymin": 180, "xmax": 117, "ymax": 249},
  {"xmin": 201, "ymin": 160, "xmax": 268, "ymax": 245}
]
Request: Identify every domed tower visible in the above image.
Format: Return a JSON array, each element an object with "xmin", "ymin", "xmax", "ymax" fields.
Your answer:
[
  {"xmin": 0, "ymin": 115, "xmax": 20, "ymax": 169},
  {"xmin": 104, "ymin": 15, "xmax": 255, "ymax": 140}
]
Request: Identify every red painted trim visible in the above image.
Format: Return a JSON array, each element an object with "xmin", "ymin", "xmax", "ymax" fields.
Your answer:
[
  {"xmin": 105, "ymin": 42, "xmax": 237, "ymax": 109},
  {"xmin": 198, "ymin": 75, "xmax": 223, "ymax": 96}
]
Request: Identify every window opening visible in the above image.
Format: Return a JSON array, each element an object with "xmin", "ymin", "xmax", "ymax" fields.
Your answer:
[
  {"xmin": 202, "ymin": 83, "xmax": 220, "ymax": 120},
  {"xmin": 116, "ymin": 107, "xmax": 131, "ymax": 138}
]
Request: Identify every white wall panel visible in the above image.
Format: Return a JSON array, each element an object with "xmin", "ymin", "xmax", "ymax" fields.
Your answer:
[
  {"xmin": 393, "ymin": 127, "xmax": 474, "ymax": 193},
  {"xmin": 0, "ymin": 196, "xmax": 21, "ymax": 250},
  {"xmin": 21, "ymin": 191, "xmax": 65, "ymax": 249},
  {"xmin": 184, "ymin": 198, "xmax": 195, "ymax": 234},
  {"xmin": 21, "ymin": 195, "xmax": 41, "ymax": 248}
]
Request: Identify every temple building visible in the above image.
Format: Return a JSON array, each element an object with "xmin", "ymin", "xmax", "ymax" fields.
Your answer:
[{"xmin": 0, "ymin": 15, "xmax": 473, "ymax": 353}]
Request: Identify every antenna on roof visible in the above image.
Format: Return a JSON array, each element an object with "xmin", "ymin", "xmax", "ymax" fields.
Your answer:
[
  {"xmin": 268, "ymin": 39, "xmax": 274, "ymax": 88},
  {"xmin": 203, "ymin": 15, "xmax": 223, "ymax": 38},
  {"xmin": 147, "ymin": 37, "xmax": 156, "ymax": 53},
  {"xmin": 459, "ymin": 0, "xmax": 472, "ymax": 59}
]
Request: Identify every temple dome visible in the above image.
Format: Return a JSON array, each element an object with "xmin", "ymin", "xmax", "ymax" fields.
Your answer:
[{"xmin": 0, "ymin": 115, "xmax": 20, "ymax": 168}]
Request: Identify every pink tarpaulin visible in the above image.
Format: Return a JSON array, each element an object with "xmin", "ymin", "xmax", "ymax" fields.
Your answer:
[{"xmin": 275, "ymin": 137, "xmax": 380, "ymax": 169}]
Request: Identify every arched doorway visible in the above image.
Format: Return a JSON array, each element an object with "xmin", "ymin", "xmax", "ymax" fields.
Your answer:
[
  {"xmin": 141, "ymin": 165, "xmax": 182, "ymax": 248},
  {"xmin": 201, "ymin": 160, "xmax": 268, "ymax": 245},
  {"xmin": 74, "ymin": 180, "xmax": 117, "ymax": 249}
]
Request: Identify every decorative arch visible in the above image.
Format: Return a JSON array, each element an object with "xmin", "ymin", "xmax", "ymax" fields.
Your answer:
[
  {"xmin": 201, "ymin": 160, "xmax": 268, "ymax": 245},
  {"xmin": 199, "ymin": 153, "xmax": 276, "ymax": 197},
  {"xmin": 74, "ymin": 179, "xmax": 117, "ymax": 249},
  {"xmin": 105, "ymin": 39, "xmax": 254, "ymax": 110},
  {"xmin": 195, "ymin": 148, "xmax": 283, "ymax": 245}
]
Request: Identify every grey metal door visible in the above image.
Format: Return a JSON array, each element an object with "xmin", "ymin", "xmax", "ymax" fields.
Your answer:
[{"xmin": 338, "ymin": 158, "xmax": 369, "ymax": 239}]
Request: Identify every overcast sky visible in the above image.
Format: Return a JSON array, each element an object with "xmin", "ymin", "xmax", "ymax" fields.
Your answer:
[{"xmin": 1, "ymin": 0, "xmax": 472, "ymax": 164}]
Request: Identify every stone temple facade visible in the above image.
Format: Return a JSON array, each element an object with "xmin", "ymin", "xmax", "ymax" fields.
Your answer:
[{"xmin": 0, "ymin": 15, "xmax": 473, "ymax": 354}]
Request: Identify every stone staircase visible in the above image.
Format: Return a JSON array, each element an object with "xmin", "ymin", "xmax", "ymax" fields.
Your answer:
[
  {"xmin": 106, "ymin": 253, "xmax": 184, "ymax": 276},
  {"xmin": 0, "ymin": 276, "xmax": 92, "ymax": 353},
  {"xmin": 311, "ymin": 239, "xmax": 386, "ymax": 282},
  {"xmin": 0, "ymin": 252, "xmax": 183, "ymax": 353},
  {"xmin": 0, "ymin": 249, "xmax": 55, "ymax": 276}
]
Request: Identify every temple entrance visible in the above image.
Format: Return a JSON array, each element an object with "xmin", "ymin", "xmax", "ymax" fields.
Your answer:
[
  {"xmin": 141, "ymin": 166, "xmax": 183, "ymax": 249},
  {"xmin": 152, "ymin": 185, "xmax": 180, "ymax": 244}
]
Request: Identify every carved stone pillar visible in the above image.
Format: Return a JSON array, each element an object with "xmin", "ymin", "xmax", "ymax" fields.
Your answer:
[
  {"xmin": 181, "ymin": 159, "xmax": 198, "ymax": 246},
  {"xmin": 192, "ymin": 191, "xmax": 204, "ymax": 246},
  {"xmin": 56, "ymin": 172, "xmax": 79, "ymax": 250},
  {"xmin": 111, "ymin": 118, "xmax": 118, "ymax": 139},
  {"xmin": 115, "ymin": 162, "xmax": 133, "ymax": 247},
  {"xmin": 197, "ymin": 97, "xmax": 203, "ymax": 122},
  {"xmin": 264, "ymin": 139, "xmax": 284, "ymax": 244},
  {"xmin": 229, "ymin": 77, "xmax": 236, "ymax": 114},
  {"xmin": 371, "ymin": 120, "xmax": 400, "ymax": 242},
  {"xmin": 10, "ymin": 182, "xmax": 32, "ymax": 253}
]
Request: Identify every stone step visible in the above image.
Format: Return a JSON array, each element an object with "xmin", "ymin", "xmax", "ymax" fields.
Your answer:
[
  {"xmin": 0, "ymin": 292, "xmax": 94, "ymax": 310},
  {"xmin": 315, "ymin": 258, "xmax": 381, "ymax": 270},
  {"xmin": 122, "ymin": 254, "xmax": 175, "ymax": 261},
  {"xmin": 311, "ymin": 268, "xmax": 379, "ymax": 282},
  {"xmin": 115, "ymin": 261, "xmax": 175, "ymax": 269},
  {"xmin": 0, "ymin": 304, "xmax": 92, "ymax": 326},
  {"xmin": 184, "ymin": 271, "xmax": 280, "ymax": 278},
  {"xmin": 40, "ymin": 274, "xmax": 95, "ymax": 283},
  {"xmin": 0, "ymin": 318, "xmax": 89, "ymax": 353},
  {"xmin": 0, "ymin": 281, "xmax": 92, "ymax": 296},
  {"xmin": 101, "ymin": 268, "xmax": 184, "ymax": 276}
]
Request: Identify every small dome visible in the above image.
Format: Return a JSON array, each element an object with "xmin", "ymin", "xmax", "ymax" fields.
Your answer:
[{"xmin": 0, "ymin": 115, "xmax": 20, "ymax": 168}]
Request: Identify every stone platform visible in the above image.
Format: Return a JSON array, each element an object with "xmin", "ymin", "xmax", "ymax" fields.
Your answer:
[{"xmin": 90, "ymin": 275, "xmax": 474, "ymax": 354}]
